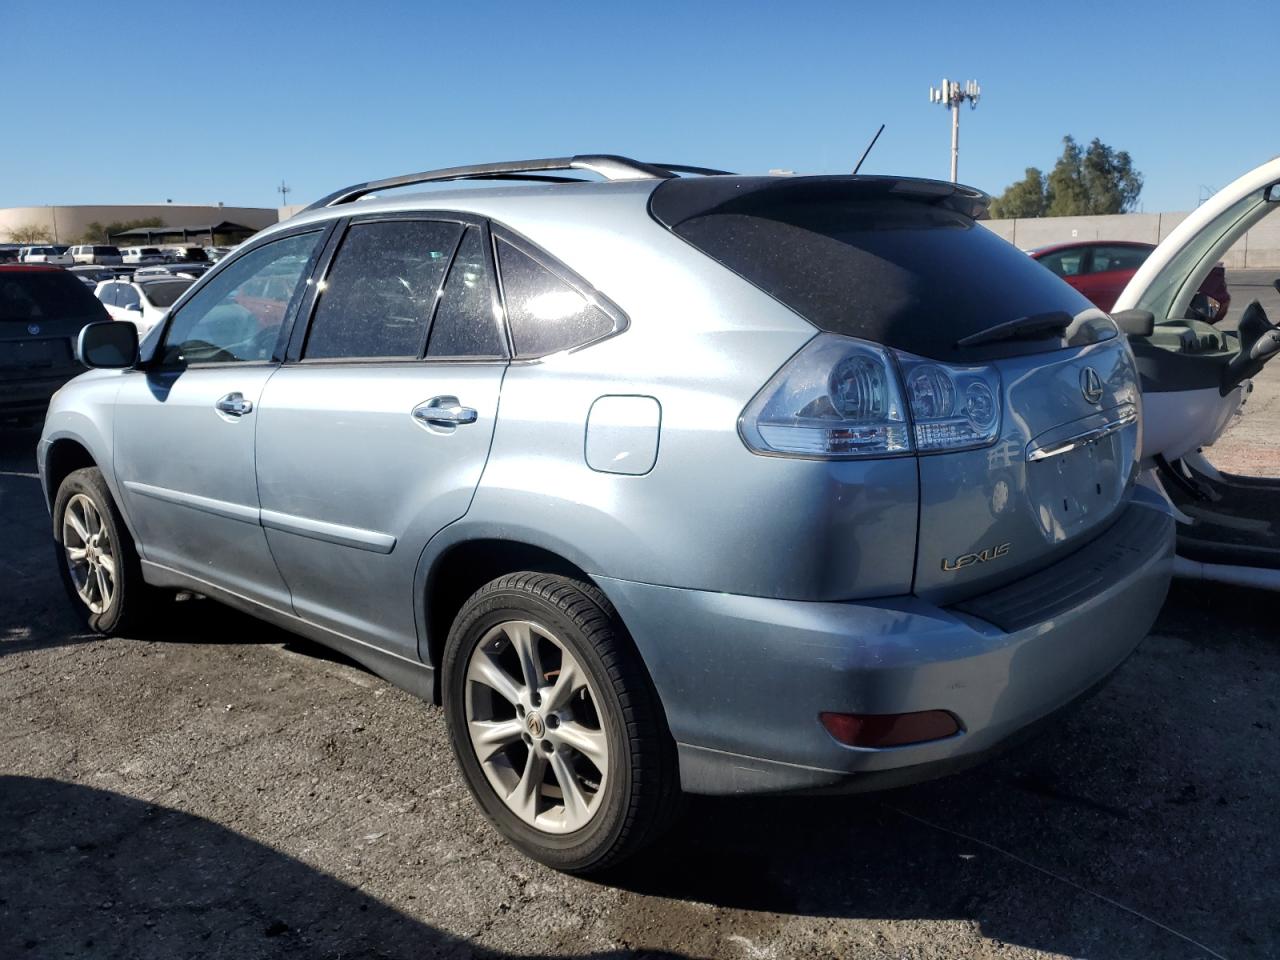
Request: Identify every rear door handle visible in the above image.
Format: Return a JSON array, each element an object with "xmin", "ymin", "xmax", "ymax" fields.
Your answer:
[
  {"xmin": 215, "ymin": 392, "xmax": 253, "ymax": 417},
  {"xmin": 412, "ymin": 396, "xmax": 478, "ymax": 428}
]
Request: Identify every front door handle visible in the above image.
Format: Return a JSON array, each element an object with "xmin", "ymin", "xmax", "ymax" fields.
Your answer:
[
  {"xmin": 215, "ymin": 392, "xmax": 254, "ymax": 417},
  {"xmin": 412, "ymin": 396, "xmax": 478, "ymax": 428}
]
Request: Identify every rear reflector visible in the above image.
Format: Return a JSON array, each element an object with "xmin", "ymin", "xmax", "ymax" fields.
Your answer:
[{"xmin": 819, "ymin": 710, "xmax": 960, "ymax": 747}]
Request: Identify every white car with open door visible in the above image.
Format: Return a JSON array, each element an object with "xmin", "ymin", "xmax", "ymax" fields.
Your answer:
[{"xmin": 1112, "ymin": 156, "xmax": 1280, "ymax": 589}]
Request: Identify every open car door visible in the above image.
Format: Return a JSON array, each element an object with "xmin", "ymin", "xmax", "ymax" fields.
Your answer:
[{"xmin": 1113, "ymin": 157, "xmax": 1280, "ymax": 587}]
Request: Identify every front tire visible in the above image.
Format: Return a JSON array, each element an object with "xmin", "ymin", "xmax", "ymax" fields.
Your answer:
[
  {"xmin": 52, "ymin": 467, "xmax": 151, "ymax": 635},
  {"xmin": 442, "ymin": 572, "xmax": 679, "ymax": 874}
]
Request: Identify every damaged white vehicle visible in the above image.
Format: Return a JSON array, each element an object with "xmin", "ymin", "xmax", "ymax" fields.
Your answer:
[{"xmin": 1113, "ymin": 156, "xmax": 1280, "ymax": 588}]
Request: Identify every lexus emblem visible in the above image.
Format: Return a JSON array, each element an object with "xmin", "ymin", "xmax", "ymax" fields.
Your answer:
[
  {"xmin": 27, "ymin": 324, "xmax": 40, "ymax": 336},
  {"xmin": 1080, "ymin": 367, "xmax": 1103, "ymax": 405}
]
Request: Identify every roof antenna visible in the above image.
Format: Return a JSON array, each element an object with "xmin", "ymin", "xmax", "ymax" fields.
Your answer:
[{"xmin": 852, "ymin": 124, "xmax": 885, "ymax": 175}]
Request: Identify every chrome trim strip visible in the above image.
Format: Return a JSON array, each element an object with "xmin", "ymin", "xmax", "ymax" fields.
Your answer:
[
  {"xmin": 1026, "ymin": 409, "xmax": 1138, "ymax": 463},
  {"xmin": 260, "ymin": 508, "xmax": 396, "ymax": 554},
  {"xmin": 123, "ymin": 480, "xmax": 259, "ymax": 524}
]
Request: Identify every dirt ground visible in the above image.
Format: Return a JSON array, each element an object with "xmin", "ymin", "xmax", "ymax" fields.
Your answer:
[{"xmin": 2, "ymin": 278, "xmax": 1278, "ymax": 959}]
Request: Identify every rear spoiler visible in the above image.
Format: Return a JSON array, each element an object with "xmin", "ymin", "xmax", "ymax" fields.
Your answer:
[{"xmin": 649, "ymin": 175, "xmax": 991, "ymax": 227}]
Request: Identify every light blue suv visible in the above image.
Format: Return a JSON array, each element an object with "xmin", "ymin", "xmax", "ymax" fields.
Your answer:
[{"xmin": 39, "ymin": 155, "xmax": 1174, "ymax": 873}]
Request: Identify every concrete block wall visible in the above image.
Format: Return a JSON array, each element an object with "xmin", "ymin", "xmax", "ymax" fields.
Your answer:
[{"xmin": 983, "ymin": 210, "xmax": 1280, "ymax": 270}]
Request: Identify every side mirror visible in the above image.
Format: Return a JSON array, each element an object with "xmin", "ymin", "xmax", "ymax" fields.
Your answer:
[
  {"xmin": 1111, "ymin": 309, "xmax": 1155, "ymax": 337},
  {"xmin": 1187, "ymin": 292, "xmax": 1218, "ymax": 324},
  {"xmin": 77, "ymin": 321, "xmax": 139, "ymax": 369},
  {"xmin": 125, "ymin": 302, "xmax": 143, "ymax": 312}
]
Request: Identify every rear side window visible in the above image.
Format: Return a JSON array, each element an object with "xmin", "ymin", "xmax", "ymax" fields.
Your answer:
[
  {"xmin": 116, "ymin": 284, "xmax": 140, "ymax": 308},
  {"xmin": 0, "ymin": 270, "xmax": 108, "ymax": 322},
  {"xmin": 427, "ymin": 227, "xmax": 505, "ymax": 358},
  {"xmin": 661, "ymin": 191, "xmax": 1107, "ymax": 362},
  {"xmin": 304, "ymin": 219, "xmax": 463, "ymax": 360},
  {"xmin": 495, "ymin": 239, "xmax": 616, "ymax": 358}
]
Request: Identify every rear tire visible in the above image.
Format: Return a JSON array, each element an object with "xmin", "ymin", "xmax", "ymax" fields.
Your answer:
[
  {"xmin": 442, "ymin": 572, "xmax": 680, "ymax": 874},
  {"xmin": 52, "ymin": 467, "xmax": 154, "ymax": 635}
]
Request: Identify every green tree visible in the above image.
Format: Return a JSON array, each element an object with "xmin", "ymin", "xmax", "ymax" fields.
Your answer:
[
  {"xmin": 989, "ymin": 136, "xmax": 1143, "ymax": 218},
  {"xmin": 989, "ymin": 167, "xmax": 1047, "ymax": 219},
  {"xmin": 5, "ymin": 223, "xmax": 53, "ymax": 243},
  {"xmin": 78, "ymin": 217, "xmax": 165, "ymax": 244}
]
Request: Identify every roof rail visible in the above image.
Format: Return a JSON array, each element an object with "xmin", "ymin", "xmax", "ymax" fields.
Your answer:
[{"xmin": 303, "ymin": 154, "xmax": 735, "ymax": 211}]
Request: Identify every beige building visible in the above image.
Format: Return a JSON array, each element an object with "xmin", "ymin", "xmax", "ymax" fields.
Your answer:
[{"xmin": 0, "ymin": 204, "xmax": 280, "ymax": 244}]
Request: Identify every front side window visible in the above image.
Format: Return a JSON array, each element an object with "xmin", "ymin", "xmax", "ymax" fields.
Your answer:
[
  {"xmin": 495, "ymin": 238, "xmax": 616, "ymax": 358},
  {"xmin": 304, "ymin": 219, "xmax": 463, "ymax": 360},
  {"xmin": 1089, "ymin": 245, "xmax": 1150, "ymax": 273},
  {"xmin": 1036, "ymin": 248, "xmax": 1086, "ymax": 277},
  {"xmin": 426, "ymin": 227, "xmax": 505, "ymax": 358},
  {"xmin": 160, "ymin": 231, "xmax": 320, "ymax": 365}
]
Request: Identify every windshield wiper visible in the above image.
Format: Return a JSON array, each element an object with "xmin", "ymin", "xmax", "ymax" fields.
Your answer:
[{"xmin": 955, "ymin": 311, "xmax": 1074, "ymax": 348}]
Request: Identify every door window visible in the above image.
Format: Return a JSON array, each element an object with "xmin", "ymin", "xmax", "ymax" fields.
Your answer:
[
  {"xmin": 159, "ymin": 231, "xmax": 321, "ymax": 365},
  {"xmin": 116, "ymin": 284, "xmax": 141, "ymax": 308},
  {"xmin": 426, "ymin": 227, "xmax": 506, "ymax": 358},
  {"xmin": 303, "ymin": 219, "xmax": 464, "ymax": 360},
  {"xmin": 1088, "ymin": 245, "xmax": 1150, "ymax": 273},
  {"xmin": 98, "ymin": 283, "xmax": 118, "ymax": 307},
  {"xmin": 1035, "ymin": 248, "xmax": 1087, "ymax": 277},
  {"xmin": 495, "ymin": 238, "xmax": 616, "ymax": 357}
]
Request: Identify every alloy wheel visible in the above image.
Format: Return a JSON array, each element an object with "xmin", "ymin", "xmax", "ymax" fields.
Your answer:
[
  {"xmin": 464, "ymin": 619, "xmax": 609, "ymax": 834},
  {"xmin": 62, "ymin": 493, "xmax": 115, "ymax": 615}
]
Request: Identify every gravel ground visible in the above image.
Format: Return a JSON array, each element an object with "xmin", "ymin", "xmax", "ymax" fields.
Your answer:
[{"xmin": 2, "ymin": 277, "xmax": 1279, "ymax": 959}]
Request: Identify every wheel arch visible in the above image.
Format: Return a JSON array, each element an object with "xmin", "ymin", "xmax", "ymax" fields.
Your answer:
[
  {"xmin": 418, "ymin": 534, "xmax": 603, "ymax": 704},
  {"xmin": 43, "ymin": 437, "xmax": 99, "ymax": 510}
]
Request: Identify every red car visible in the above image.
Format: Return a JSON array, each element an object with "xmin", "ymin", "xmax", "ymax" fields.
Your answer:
[{"xmin": 1029, "ymin": 240, "xmax": 1230, "ymax": 322}]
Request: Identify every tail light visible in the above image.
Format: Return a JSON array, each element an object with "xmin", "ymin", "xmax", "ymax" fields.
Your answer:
[{"xmin": 740, "ymin": 334, "xmax": 1002, "ymax": 459}]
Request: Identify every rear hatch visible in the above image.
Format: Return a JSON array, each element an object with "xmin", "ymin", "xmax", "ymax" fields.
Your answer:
[
  {"xmin": 0, "ymin": 267, "xmax": 107, "ymax": 382},
  {"xmin": 651, "ymin": 175, "xmax": 1142, "ymax": 603}
]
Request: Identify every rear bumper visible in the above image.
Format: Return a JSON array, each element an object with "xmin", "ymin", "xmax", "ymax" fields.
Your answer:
[
  {"xmin": 597, "ymin": 487, "xmax": 1174, "ymax": 796},
  {"xmin": 0, "ymin": 374, "xmax": 77, "ymax": 418}
]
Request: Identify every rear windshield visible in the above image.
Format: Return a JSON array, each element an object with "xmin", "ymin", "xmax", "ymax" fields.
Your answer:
[
  {"xmin": 0, "ymin": 271, "xmax": 109, "ymax": 322},
  {"xmin": 141, "ymin": 279, "xmax": 192, "ymax": 307},
  {"xmin": 662, "ymin": 193, "xmax": 1113, "ymax": 361}
]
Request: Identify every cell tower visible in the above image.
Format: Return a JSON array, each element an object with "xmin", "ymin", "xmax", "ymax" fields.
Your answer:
[{"xmin": 928, "ymin": 78, "xmax": 981, "ymax": 182}]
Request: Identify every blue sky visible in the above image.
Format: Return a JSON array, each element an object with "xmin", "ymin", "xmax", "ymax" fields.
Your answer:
[{"xmin": 4, "ymin": 0, "xmax": 1274, "ymax": 212}]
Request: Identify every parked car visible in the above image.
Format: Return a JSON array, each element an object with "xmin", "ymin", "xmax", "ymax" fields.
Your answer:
[
  {"xmin": 1029, "ymin": 240, "xmax": 1231, "ymax": 321},
  {"xmin": 163, "ymin": 246, "xmax": 211, "ymax": 264},
  {"xmin": 1, "ymin": 264, "xmax": 108, "ymax": 424},
  {"xmin": 0, "ymin": 244, "xmax": 22, "ymax": 264},
  {"xmin": 119, "ymin": 246, "xmax": 167, "ymax": 265},
  {"xmin": 134, "ymin": 262, "xmax": 211, "ymax": 280},
  {"xmin": 38, "ymin": 156, "xmax": 1174, "ymax": 873},
  {"xmin": 19, "ymin": 245, "xmax": 74, "ymax": 267},
  {"xmin": 205, "ymin": 246, "xmax": 233, "ymax": 262},
  {"xmin": 94, "ymin": 276, "xmax": 194, "ymax": 335},
  {"xmin": 69, "ymin": 244, "xmax": 124, "ymax": 266}
]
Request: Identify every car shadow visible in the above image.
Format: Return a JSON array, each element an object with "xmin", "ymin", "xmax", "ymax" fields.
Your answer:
[{"xmin": 0, "ymin": 776, "xmax": 697, "ymax": 960}]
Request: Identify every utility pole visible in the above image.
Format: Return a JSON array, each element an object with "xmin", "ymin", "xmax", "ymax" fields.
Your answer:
[
  {"xmin": 928, "ymin": 78, "xmax": 981, "ymax": 182},
  {"xmin": 277, "ymin": 180, "xmax": 292, "ymax": 208}
]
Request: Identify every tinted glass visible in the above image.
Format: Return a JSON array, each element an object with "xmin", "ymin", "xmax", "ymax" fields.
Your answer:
[
  {"xmin": 116, "ymin": 284, "xmax": 140, "ymax": 307},
  {"xmin": 97, "ymin": 283, "xmax": 117, "ymax": 307},
  {"xmin": 668, "ymin": 196, "xmax": 1102, "ymax": 361},
  {"xmin": 1089, "ymin": 245, "xmax": 1150, "ymax": 273},
  {"xmin": 141, "ymin": 279, "xmax": 192, "ymax": 308},
  {"xmin": 427, "ymin": 228, "xmax": 505, "ymax": 358},
  {"xmin": 305, "ymin": 219, "xmax": 463, "ymax": 360},
  {"xmin": 0, "ymin": 270, "xmax": 109, "ymax": 322},
  {"xmin": 160, "ymin": 231, "xmax": 320, "ymax": 364},
  {"xmin": 96, "ymin": 246, "xmax": 120, "ymax": 256},
  {"xmin": 496, "ymin": 240, "xmax": 614, "ymax": 357},
  {"xmin": 1035, "ymin": 248, "xmax": 1087, "ymax": 277}
]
